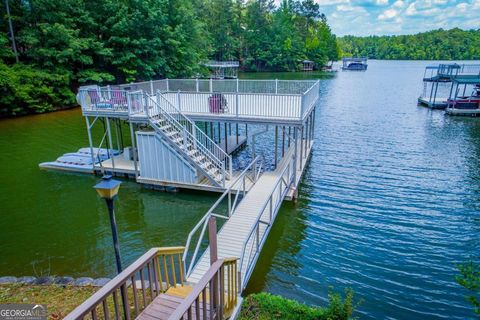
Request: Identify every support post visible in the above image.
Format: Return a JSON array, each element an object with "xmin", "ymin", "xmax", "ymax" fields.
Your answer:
[
  {"xmin": 115, "ymin": 119, "xmax": 121, "ymax": 153},
  {"xmin": 130, "ymin": 123, "xmax": 138, "ymax": 178},
  {"xmin": 224, "ymin": 123, "xmax": 228, "ymax": 154},
  {"xmin": 293, "ymin": 127, "xmax": 298, "ymax": 188},
  {"xmin": 208, "ymin": 216, "xmax": 218, "ymax": 264},
  {"xmin": 288, "ymin": 127, "xmax": 291, "ymax": 147},
  {"xmin": 106, "ymin": 117, "xmax": 115, "ymax": 172},
  {"xmin": 209, "ymin": 78, "xmax": 213, "ymax": 93},
  {"xmin": 218, "ymin": 122, "xmax": 221, "ymax": 144},
  {"xmin": 304, "ymin": 118, "xmax": 308, "ymax": 158},
  {"xmin": 166, "ymin": 78, "xmax": 169, "ymax": 92},
  {"xmin": 236, "ymin": 123, "xmax": 239, "ymax": 144},
  {"xmin": 85, "ymin": 117, "xmax": 96, "ymax": 171},
  {"xmin": 429, "ymin": 81, "xmax": 435, "ymax": 104},
  {"xmin": 150, "ymin": 80, "xmax": 154, "ymax": 95},
  {"xmin": 299, "ymin": 125, "xmax": 304, "ymax": 168},
  {"xmin": 282, "ymin": 125, "xmax": 285, "ymax": 157},
  {"xmin": 432, "ymin": 82, "xmax": 439, "ymax": 105},
  {"xmin": 275, "ymin": 79, "xmax": 278, "ymax": 94},
  {"xmin": 274, "ymin": 126, "xmax": 278, "ymax": 168},
  {"xmin": 196, "ymin": 78, "xmax": 199, "ymax": 92}
]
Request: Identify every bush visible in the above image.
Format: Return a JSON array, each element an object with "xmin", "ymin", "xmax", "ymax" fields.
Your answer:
[
  {"xmin": 0, "ymin": 62, "xmax": 76, "ymax": 117},
  {"xmin": 456, "ymin": 261, "xmax": 480, "ymax": 317},
  {"xmin": 239, "ymin": 289, "xmax": 357, "ymax": 320}
]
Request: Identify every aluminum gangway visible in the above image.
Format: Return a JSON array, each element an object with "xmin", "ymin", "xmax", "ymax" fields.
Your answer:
[{"xmin": 183, "ymin": 135, "xmax": 311, "ymax": 293}]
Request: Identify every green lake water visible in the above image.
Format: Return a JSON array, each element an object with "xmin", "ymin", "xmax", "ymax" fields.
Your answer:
[{"xmin": 1, "ymin": 62, "xmax": 479, "ymax": 319}]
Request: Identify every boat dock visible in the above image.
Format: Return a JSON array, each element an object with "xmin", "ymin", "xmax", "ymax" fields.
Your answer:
[
  {"xmin": 62, "ymin": 78, "xmax": 319, "ymax": 320},
  {"xmin": 341, "ymin": 57, "xmax": 368, "ymax": 71},
  {"xmin": 418, "ymin": 63, "xmax": 480, "ymax": 109}
]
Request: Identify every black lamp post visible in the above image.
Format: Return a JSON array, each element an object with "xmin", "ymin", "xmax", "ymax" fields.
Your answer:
[
  {"xmin": 94, "ymin": 175, "xmax": 123, "ymax": 273},
  {"xmin": 94, "ymin": 175, "xmax": 129, "ymax": 318}
]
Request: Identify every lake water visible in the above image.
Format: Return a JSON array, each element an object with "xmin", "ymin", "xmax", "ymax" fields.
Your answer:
[{"xmin": 0, "ymin": 60, "xmax": 479, "ymax": 319}]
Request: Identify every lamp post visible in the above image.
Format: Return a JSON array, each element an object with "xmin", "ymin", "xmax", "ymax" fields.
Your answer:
[
  {"xmin": 93, "ymin": 175, "xmax": 123, "ymax": 273},
  {"xmin": 94, "ymin": 175, "xmax": 129, "ymax": 319}
]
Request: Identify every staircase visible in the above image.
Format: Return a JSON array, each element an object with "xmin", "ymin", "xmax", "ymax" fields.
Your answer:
[{"xmin": 130, "ymin": 91, "xmax": 232, "ymax": 187}]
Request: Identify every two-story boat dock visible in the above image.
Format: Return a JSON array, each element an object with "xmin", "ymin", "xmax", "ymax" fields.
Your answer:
[{"xmin": 59, "ymin": 78, "xmax": 319, "ymax": 320}]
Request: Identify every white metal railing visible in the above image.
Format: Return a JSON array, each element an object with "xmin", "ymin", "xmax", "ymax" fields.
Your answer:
[
  {"xmin": 128, "ymin": 91, "xmax": 232, "ymax": 186},
  {"xmin": 238, "ymin": 153, "xmax": 295, "ymax": 290},
  {"xmin": 182, "ymin": 156, "xmax": 263, "ymax": 278},
  {"xmin": 204, "ymin": 60, "xmax": 240, "ymax": 67},
  {"xmin": 78, "ymin": 88, "xmax": 129, "ymax": 113},
  {"xmin": 79, "ymin": 79, "xmax": 319, "ymax": 121},
  {"xmin": 301, "ymin": 80, "xmax": 320, "ymax": 116},
  {"xmin": 165, "ymin": 91, "xmax": 303, "ymax": 120}
]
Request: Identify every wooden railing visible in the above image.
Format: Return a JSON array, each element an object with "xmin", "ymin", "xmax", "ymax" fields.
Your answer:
[
  {"xmin": 64, "ymin": 247, "xmax": 186, "ymax": 320},
  {"xmin": 169, "ymin": 258, "xmax": 239, "ymax": 320}
]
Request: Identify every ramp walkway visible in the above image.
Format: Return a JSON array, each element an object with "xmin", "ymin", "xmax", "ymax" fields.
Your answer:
[{"xmin": 184, "ymin": 144, "xmax": 298, "ymax": 290}]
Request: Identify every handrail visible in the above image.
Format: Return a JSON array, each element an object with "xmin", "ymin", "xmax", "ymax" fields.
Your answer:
[
  {"xmin": 168, "ymin": 257, "xmax": 239, "ymax": 320},
  {"xmin": 64, "ymin": 247, "xmax": 185, "ymax": 320},
  {"xmin": 134, "ymin": 91, "xmax": 232, "ymax": 185},
  {"xmin": 152, "ymin": 93, "xmax": 231, "ymax": 184},
  {"xmin": 183, "ymin": 156, "xmax": 262, "ymax": 278},
  {"xmin": 155, "ymin": 91, "xmax": 232, "ymax": 175},
  {"xmin": 238, "ymin": 154, "xmax": 296, "ymax": 290}
]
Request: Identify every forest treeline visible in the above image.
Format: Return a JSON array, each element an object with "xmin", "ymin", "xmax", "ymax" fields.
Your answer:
[
  {"xmin": 0, "ymin": 0, "xmax": 339, "ymax": 117},
  {"xmin": 339, "ymin": 28, "xmax": 480, "ymax": 61}
]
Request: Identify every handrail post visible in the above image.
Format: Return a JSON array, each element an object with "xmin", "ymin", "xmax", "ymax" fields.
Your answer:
[
  {"xmin": 269, "ymin": 197, "xmax": 272, "ymax": 222},
  {"xmin": 210, "ymin": 78, "xmax": 213, "ymax": 93},
  {"xmin": 275, "ymin": 79, "xmax": 278, "ymax": 94},
  {"xmin": 166, "ymin": 78, "xmax": 169, "ymax": 92},
  {"xmin": 150, "ymin": 80, "xmax": 154, "ymax": 95},
  {"xmin": 228, "ymin": 191, "xmax": 232, "ymax": 217},
  {"xmin": 144, "ymin": 93, "xmax": 150, "ymax": 118},
  {"xmin": 236, "ymin": 92, "xmax": 239, "ymax": 118},
  {"xmin": 222, "ymin": 162, "xmax": 226, "ymax": 187},
  {"xmin": 177, "ymin": 90, "xmax": 181, "ymax": 111},
  {"xmin": 196, "ymin": 78, "xmax": 199, "ymax": 92}
]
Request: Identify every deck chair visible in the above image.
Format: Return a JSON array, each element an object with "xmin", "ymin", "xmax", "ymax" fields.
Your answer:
[{"xmin": 87, "ymin": 88, "xmax": 116, "ymax": 109}]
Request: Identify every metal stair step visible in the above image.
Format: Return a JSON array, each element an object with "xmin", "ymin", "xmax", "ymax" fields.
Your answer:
[
  {"xmin": 165, "ymin": 130, "xmax": 179, "ymax": 137},
  {"xmin": 172, "ymin": 137, "xmax": 183, "ymax": 144},
  {"xmin": 159, "ymin": 125, "xmax": 171, "ymax": 131},
  {"xmin": 193, "ymin": 155, "xmax": 206, "ymax": 163}
]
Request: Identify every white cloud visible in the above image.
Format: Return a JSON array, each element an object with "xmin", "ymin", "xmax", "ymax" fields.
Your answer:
[
  {"xmin": 378, "ymin": 8, "xmax": 399, "ymax": 20},
  {"xmin": 321, "ymin": 0, "xmax": 479, "ymax": 36},
  {"xmin": 376, "ymin": 0, "xmax": 389, "ymax": 5}
]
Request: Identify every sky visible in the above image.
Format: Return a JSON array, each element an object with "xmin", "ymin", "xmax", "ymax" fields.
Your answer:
[{"xmin": 309, "ymin": 0, "xmax": 480, "ymax": 36}]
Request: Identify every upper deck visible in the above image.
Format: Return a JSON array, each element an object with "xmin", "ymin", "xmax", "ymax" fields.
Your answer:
[
  {"xmin": 423, "ymin": 63, "xmax": 480, "ymax": 82},
  {"xmin": 78, "ymin": 79, "xmax": 320, "ymax": 125}
]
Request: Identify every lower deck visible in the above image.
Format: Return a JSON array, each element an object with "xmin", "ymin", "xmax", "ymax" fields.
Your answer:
[
  {"xmin": 417, "ymin": 97, "xmax": 448, "ymax": 109},
  {"xmin": 445, "ymin": 107, "xmax": 480, "ymax": 116}
]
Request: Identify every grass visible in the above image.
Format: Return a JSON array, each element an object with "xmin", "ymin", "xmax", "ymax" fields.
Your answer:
[
  {"xmin": 0, "ymin": 284, "xmax": 99, "ymax": 319},
  {"xmin": 1, "ymin": 284, "xmax": 357, "ymax": 320},
  {"xmin": 239, "ymin": 290, "xmax": 357, "ymax": 320}
]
